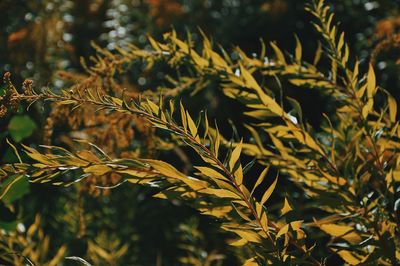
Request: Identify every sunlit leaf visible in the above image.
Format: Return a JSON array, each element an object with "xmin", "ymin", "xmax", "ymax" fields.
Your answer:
[
  {"xmin": 281, "ymin": 198, "xmax": 292, "ymax": 216},
  {"xmin": 367, "ymin": 64, "xmax": 376, "ymax": 98},
  {"xmin": 260, "ymin": 175, "xmax": 278, "ymax": 205},
  {"xmin": 84, "ymin": 165, "xmax": 112, "ymax": 176}
]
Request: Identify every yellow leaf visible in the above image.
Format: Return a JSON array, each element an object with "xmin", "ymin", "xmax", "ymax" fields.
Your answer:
[
  {"xmin": 294, "ymin": 35, "xmax": 302, "ymax": 62},
  {"xmin": 214, "ymin": 125, "xmax": 221, "ymax": 156},
  {"xmin": 260, "ymin": 175, "xmax": 278, "ymax": 205},
  {"xmin": 332, "ymin": 249, "xmax": 362, "ymax": 265},
  {"xmin": 180, "ymin": 101, "xmax": 187, "ymax": 132},
  {"xmin": 144, "ymin": 161, "xmax": 174, "ymax": 178},
  {"xmin": 276, "ymin": 224, "xmax": 289, "ymax": 239},
  {"xmin": 319, "ymin": 224, "xmax": 361, "ymax": 244},
  {"xmin": 260, "ymin": 212, "xmax": 268, "ymax": 232},
  {"xmin": 204, "ymin": 112, "xmax": 209, "ymax": 137},
  {"xmin": 286, "ymin": 123, "xmax": 324, "ymax": 154},
  {"xmin": 385, "ymin": 170, "xmax": 394, "ymax": 193},
  {"xmin": 352, "ymin": 61, "xmax": 360, "ymax": 88},
  {"xmin": 186, "ymin": 111, "xmax": 199, "ymax": 141},
  {"xmin": 251, "ymin": 166, "xmax": 269, "ymax": 195},
  {"xmin": 270, "ymin": 42, "xmax": 286, "ymax": 65},
  {"xmin": 270, "ymin": 134, "xmax": 288, "ymax": 156},
  {"xmin": 117, "ymin": 169, "xmax": 156, "ymax": 178},
  {"xmin": 144, "ymin": 159, "xmax": 208, "ymax": 190},
  {"xmin": 57, "ymin": 100, "xmax": 77, "ymax": 105},
  {"xmin": 76, "ymin": 150, "xmax": 101, "ymax": 163},
  {"xmin": 169, "ymin": 99, "xmax": 175, "ymax": 116},
  {"xmin": 388, "ymin": 95, "xmax": 397, "ymax": 123},
  {"xmin": 229, "ymin": 238, "xmax": 247, "ymax": 246},
  {"xmin": 200, "ymin": 206, "xmax": 232, "ymax": 218},
  {"xmin": 169, "ymin": 34, "xmax": 207, "ymax": 68},
  {"xmin": 342, "ymin": 44, "xmax": 349, "ymax": 65},
  {"xmin": 84, "ymin": 165, "xmax": 111, "ymax": 176},
  {"xmin": 244, "ymin": 109, "xmax": 274, "ymax": 119},
  {"xmin": 356, "ymin": 84, "xmax": 367, "ymax": 99},
  {"xmin": 65, "ymin": 157, "xmax": 89, "ymax": 167},
  {"xmin": 213, "ymin": 177, "xmax": 238, "ymax": 192},
  {"xmin": 255, "ymin": 201, "xmax": 263, "ymax": 217},
  {"xmin": 195, "ymin": 166, "xmax": 228, "ymax": 181},
  {"xmin": 320, "ymin": 170, "xmax": 347, "ymax": 186},
  {"xmin": 239, "ymin": 64, "xmax": 285, "ymax": 116},
  {"xmin": 313, "ymin": 41, "xmax": 322, "ymax": 66},
  {"xmin": 367, "ymin": 64, "xmax": 376, "ymax": 98},
  {"xmin": 233, "ymin": 205, "xmax": 252, "ymax": 221},
  {"xmin": 233, "ymin": 200, "xmax": 248, "ymax": 207},
  {"xmin": 337, "ymin": 32, "xmax": 345, "ymax": 53},
  {"xmin": 22, "ymin": 145, "xmax": 54, "ymax": 165},
  {"xmin": 277, "ymin": 221, "xmax": 303, "ymax": 238},
  {"xmin": 229, "ymin": 140, "xmax": 243, "ymax": 170},
  {"xmin": 331, "ymin": 57, "xmax": 337, "ymax": 83},
  {"xmin": 234, "ymin": 164, "xmax": 244, "ymax": 186},
  {"xmin": 210, "ymin": 49, "xmax": 230, "ymax": 71},
  {"xmin": 48, "ymin": 246, "xmax": 67, "ymax": 266},
  {"xmin": 362, "ymin": 98, "xmax": 373, "ymax": 118},
  {"xmin": 112, "ymin": 97, "xmax": 123, "ymax": 106},
  {"xmin": 291, "ymin": 220, "xmax": 303, "ymax": 230},
  {"xmin": 146, "ymin": 99, "xmax": 160, "ymax": 115},
  {"xmin": 243, "ymin": 257, "xmax": 259, "ymax": 266},
  {"xmin": 281, "ymin": 198, "xmax": 293, "ymax": 216},
  {"xmin": 148, "ymin": 35, "xmax": 161, "ymax": 51},
  {"xmin": 235, "ymin": 230, "xmax": 262, "ymax": 243},
  {"xmin": 200, "ymin": 188, "xmax": 241, "ymax": 199}
]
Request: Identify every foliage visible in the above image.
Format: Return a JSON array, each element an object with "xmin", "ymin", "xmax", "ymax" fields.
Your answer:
[
  {"xmin": 0, "ymin": 215, "xmax": 66, "ymax": 266},
  {"xmin": 0, "ymin": 0, "xmax": 399, "ymax": 265}
]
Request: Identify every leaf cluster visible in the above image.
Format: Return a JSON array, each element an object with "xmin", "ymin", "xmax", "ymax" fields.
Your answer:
[{"xmin": 0, "ymin": 0, "xmax": 399, "ymax": 265}]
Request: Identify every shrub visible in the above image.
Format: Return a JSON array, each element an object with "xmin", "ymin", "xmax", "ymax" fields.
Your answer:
[{"xmin": 0, "ymin": 0, "xmax": 399, "ymax": 265}]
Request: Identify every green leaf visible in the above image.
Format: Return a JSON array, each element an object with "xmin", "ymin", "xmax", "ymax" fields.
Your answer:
[
  {"xmin": 0, "ymin": 220, "xmax": 17, "ymax": 231},
  {"xmin": 8, "ymin": 115, "xmax": 36, "ymax": 142},
  {"xmin": 0, "ymin": 175, "xmax": 29, "ymax": 205}
]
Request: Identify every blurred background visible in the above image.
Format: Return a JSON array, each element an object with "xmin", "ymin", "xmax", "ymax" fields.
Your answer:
[{"xmin": 0, "ymin": 0, "xmax": 399, "ymax": 265}]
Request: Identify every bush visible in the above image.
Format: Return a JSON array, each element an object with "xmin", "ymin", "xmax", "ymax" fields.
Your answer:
[{"xmin": 0, "ymin": 0, "xmax": 399, "ymax": 265}]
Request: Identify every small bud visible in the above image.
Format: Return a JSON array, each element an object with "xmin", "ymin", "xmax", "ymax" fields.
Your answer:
[
  {"xmin": 23, "ymin": 79, "xmax": 33, "ymax": 95},
  {"xmin": 0, "ymin": 105, "xmax": 7, "ymax": 118},
  {"xmin": 3, "ymin": 72, "xmax": 11, "ymax": 84},
  {"xmin": 10, "ymin": 96, "xmax": 20, "ymax": 112}
]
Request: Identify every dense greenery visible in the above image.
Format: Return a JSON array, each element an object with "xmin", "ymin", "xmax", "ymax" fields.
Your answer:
[{"xmin": 1, "ymin": 0, "xmax": 399, "ymax": 265}]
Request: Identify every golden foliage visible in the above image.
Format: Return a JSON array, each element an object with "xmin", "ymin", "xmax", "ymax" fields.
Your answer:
[
  {"xmin": 0, "ymin": 216, "xmax": 66, "ymax": 266},
  {"xmin": 371, "ymin": 15, "xmax": 400, "ymax": 65},
  {"xmin": 1, "ymin": 0, "xmax": 399, "ymax": 265}
]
